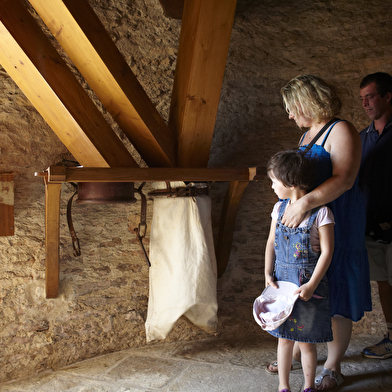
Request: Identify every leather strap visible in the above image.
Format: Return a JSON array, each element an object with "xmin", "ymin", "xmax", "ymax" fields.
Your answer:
[
  {"xmin": 302, "ymin": 117, "xmax": 339, "ymax": 155},
  {"xmin": 134, "ymin": 182, "xmax": 151, "ymax": 267},
  {"xmin": 67, "ymin": 182, "xmax": 151, "ymax": 267},
  {"xmin": 66, "ymin": 190, "xmax": 81, "ymax": 257},
  {"xmin": 147, "ymin": 182, "xmax": 209, "ymax": 198}
]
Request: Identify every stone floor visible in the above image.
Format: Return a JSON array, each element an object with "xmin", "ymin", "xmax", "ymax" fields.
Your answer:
[{"xmin": 1, "ymin": 333, "xmax": 392, "ymax": 392}]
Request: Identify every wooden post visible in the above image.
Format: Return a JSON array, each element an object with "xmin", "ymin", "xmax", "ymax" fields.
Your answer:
[
  {"xmin": 216, "ymin": 181, "xmax": 249, "ymax": 277},
  {"xmin": 44, "ymin": 178, "xmax": 62, "ymax": 298},
  {"xmin": 0, "ymin": 172, "xmax": 14, "ymax": 236},
  {"xmin": 169, "ymin": 0, "xmax": 238, "ymax": 167}
]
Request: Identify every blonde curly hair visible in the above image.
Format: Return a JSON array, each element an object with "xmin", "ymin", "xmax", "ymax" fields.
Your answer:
[{"xmin": 281, "ymin": 75, "xmax": 341, "ymax": 122}]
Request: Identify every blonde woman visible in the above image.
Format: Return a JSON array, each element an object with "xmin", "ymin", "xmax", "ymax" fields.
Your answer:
[{"xmin": 266, "ymin": 75, "xmax": 372, "ymax": 391}]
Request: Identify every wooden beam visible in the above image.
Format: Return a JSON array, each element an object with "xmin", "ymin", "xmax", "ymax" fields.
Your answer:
[
  {"xmin": 36, "ymin": 166, "xmax": 257, "ymax": 183},
  {"xmin": 0, "ymin": 172, "xmax": 14, "ymax": 236},
  {"xmin": 0, "ymin": 0, "xmax": 137, "ymax": 168},
  {"xmin": 29, "ymin": 0, "xmax": 177, "ymax": 168},
  {"xmin": 169, "ymin": 0, "xmax": 237, "ymax": 167},
  {"xmin": 44, "ymin": 178, "xmax": 62, "ymax": 298},
  {"xmin": 216, "ymin": 181, "xmax": 249, "ymax": 277}
]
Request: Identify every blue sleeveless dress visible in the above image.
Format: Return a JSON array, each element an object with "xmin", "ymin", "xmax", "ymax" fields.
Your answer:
[
  {"xmin": 300, "ymin": 121, "xmax": 372, "ymax": 321},
  {"xmin": 268, "ymin": 200, "xmax": 333, "ymax": 343}
]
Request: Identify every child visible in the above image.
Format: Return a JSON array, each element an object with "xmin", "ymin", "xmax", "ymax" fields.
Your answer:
[{"xmin": 264, "ymin": 150, "xmax": 335, "ymax": 392}]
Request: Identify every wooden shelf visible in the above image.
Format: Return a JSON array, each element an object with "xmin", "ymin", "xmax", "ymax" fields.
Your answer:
[
  {"xmin": 36, "ymin": 166, "xmax": 262, "ymax": 298},
  {"xmin": 36, "ymin": 165, "xmax": 258, "ymax": 183}
]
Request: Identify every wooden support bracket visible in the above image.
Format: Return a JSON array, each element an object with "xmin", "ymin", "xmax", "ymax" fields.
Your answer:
[
  {"xmin": 216, "ymin": 181, "xmax": 249, "ymax": 277},
  {"xmin": 44, "ymin": 174, "xmax": 62, "ymax": 299},
  {"xmin": 36, "ymin": 166, "xmax": 260, "ymax": 298},
  {"xmin": 0, "ymin": 172, "xmax": 14, "ymax": 237}
]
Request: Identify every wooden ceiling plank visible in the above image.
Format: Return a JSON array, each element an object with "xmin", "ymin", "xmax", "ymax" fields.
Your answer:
[
  {"xmin": 169, "ymin": 0, "xmax": 237, "ymax": 167},
  {"xmin": 0, "ymin": 0, "xmax": 137, "ymax": 168},
  {"xmin": 28, "ymin": 0, "xmax": 177, "ymax": 168}
]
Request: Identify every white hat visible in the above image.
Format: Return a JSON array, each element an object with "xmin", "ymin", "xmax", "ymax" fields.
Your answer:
[{"xmin": 253, "ymin": 281, "xmax": 299, "ymax": 331}]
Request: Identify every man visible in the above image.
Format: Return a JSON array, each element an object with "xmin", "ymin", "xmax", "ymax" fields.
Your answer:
[{"xmin": 359, "ymin": 72, "xmax": 392, "ymax": 359}]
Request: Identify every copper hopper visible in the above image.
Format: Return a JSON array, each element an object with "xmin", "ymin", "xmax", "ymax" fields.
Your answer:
[{"xmin": 76, "ymin": 182, "xmax": 137, "ymax": 204}]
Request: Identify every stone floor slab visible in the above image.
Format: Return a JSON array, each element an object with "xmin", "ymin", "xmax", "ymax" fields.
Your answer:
[{"xmin": 1, "ymin": 335, "xmax": 392, "ymax": 392}]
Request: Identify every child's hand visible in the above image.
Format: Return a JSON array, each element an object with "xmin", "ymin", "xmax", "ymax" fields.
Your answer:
[
  {"xmin": 294, "ymin": 282, "xmax": 315, "ymax": 301},
  {"xmin": 265, "ymin": 275, "xmax": 278, "ymax": 289}
]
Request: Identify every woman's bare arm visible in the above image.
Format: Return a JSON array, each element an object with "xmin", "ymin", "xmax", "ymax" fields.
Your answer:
[{"xmin": 282, "ymin": 121, "xmax": 361, "ymax": 228}]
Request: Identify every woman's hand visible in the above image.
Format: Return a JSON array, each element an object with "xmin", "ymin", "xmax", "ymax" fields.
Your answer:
[
  {"xmin": 281, "ymin": 199, "xmax": 307, "ymax": 228},
  {"xmin": 280, "ymin": 121, "xmax": 361, "ymax": 227}
]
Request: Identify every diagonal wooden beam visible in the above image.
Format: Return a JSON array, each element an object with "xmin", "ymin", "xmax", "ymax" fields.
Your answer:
[
  {"xmin": 0, "ymin": 0, "xmax": 137, "ymax": 168},
  {"xmin": 216, "ymin": 181, "xmax": 249, "ymax": 277},
  {"xmin": 28, "ymin": 0, "xmax": 177, "ymax": 168},
  {"xmin": 169, "ymin": 0, "xmax": 237, "ymax": 167}
]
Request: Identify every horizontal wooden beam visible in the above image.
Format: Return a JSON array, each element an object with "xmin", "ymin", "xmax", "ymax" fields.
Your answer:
[
  {"xmin": 0, "ymin": 0, "xmax": 137, "ymax": 168},
  {"xmin": 29, "ymin": 0, "xmax": 177, "ymax": 168},
  {"xmin": 36, "ymin": 166, "xmax": 258, "ymax": 183}
]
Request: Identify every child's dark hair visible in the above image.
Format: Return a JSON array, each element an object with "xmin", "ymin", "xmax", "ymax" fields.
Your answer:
[{"xmin": 267, "ymin": 149, "xmax": 315, "ymax": 191}]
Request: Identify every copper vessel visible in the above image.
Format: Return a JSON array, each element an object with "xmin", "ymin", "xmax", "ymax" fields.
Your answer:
[{"xmin": 76, "ymin": 182, "xmax": 137, "ymax": 204}]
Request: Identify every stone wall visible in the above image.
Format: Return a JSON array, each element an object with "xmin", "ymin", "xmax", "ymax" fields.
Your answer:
[{"xmin": 0, "ymin": 0, "xmax": 390, "ymax": 383}]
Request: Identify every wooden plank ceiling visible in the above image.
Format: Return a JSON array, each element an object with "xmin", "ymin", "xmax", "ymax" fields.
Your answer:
[{"xmin": 0, "ymin": 0, "xmax": 237, "ymax": 169}]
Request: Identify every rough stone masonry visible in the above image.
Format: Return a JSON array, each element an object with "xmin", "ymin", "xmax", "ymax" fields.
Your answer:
[{"xmin": 0, "ymin": 0, "xmax": 390, "ymax": 383}]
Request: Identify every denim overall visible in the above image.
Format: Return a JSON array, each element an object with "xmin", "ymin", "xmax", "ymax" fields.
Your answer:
[{"xmin": 268, "ymin": 199, "xmax": 333, "ymax": 343}]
